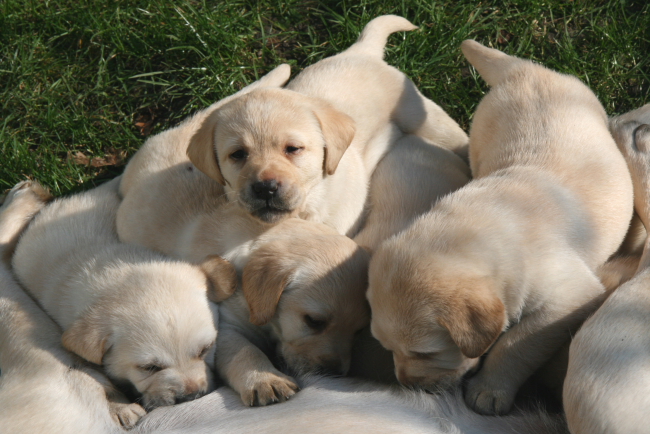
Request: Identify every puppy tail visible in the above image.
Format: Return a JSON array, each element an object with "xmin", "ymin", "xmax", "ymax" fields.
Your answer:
[
  {"xmin": 460, "ymin": 40, "xmax": 523, "ymax": 87},
  {"xmin": 346, "ymin": 15, "xmax": 417, "ymax": 59},
  {"xmin": 0, "ymin": 181, "xmax": 51, "ymax": 264}
]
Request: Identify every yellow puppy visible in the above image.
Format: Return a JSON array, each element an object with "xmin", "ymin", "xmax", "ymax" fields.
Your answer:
[
  {"xmin": 185, "ymin": 15, "xmax": 467, "ymax": 235},
  {"xmin": 367, "ymin": 40, "xmax": 633, "ymax": 415},
  {"xmin": 11, "ymin": 179, "xmax": 236, "ymax": 412}
]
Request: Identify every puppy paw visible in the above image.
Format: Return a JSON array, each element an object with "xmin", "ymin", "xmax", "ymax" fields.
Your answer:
[
  {"xmin": 465, "ymin": 376, "xmax": 516, "ymax": 415},
  {"xmin": 239, "ymin": 371, "xmax": 300, "ymax": 406},
  {"xmin": 108, "ymin": 401, "xmax": 146, "ymax": 429},
  {"xmin": 3, "ymin": 180, "xmax": 52, "ymax": 207}
]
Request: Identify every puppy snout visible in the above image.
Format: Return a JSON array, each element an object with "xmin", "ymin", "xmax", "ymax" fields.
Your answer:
[
  {"xmin": 252, "ymin": 179, "xmax": 279, "ymax": 200},
  {"xmin": 174, "ymin": 379, "xmax": 207, "ymax": 404},
  {"xmin": 396, "ymin": 369, "xmax": 423, "ymax": 388}
]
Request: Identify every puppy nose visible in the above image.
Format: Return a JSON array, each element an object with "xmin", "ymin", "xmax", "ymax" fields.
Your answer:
[{"xmin": 252, "ymin": 180, "xmax": 279, "ymax": 200}]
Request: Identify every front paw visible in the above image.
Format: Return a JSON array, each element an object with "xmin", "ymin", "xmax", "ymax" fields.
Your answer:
[
  {"xmin": 465, "ymin": 375, "xmax": 516, "ymax": 416},
  {"xmin": 239, "ymin": 370, "xmax": 300, "ymax": 407},
  {"xmin": 108, "ymin": 401, "xmax": 146, "ymax": 429}
]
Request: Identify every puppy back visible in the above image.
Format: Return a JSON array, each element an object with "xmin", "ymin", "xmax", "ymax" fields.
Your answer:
[{"xmin": 345, "ymin": 15, "xmax": 417, "ymax": 59}]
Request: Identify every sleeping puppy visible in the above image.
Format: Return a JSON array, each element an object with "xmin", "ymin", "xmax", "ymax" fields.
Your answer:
[
  {"xmin": 367, "ymin": 40, "xmax": 633, "ymax": 415},
  {"xmin": 216, "ymin": 218, "xmax": 370, "ymax": 406},
  {"xmin": 564, "ymin": 118, "xmax": 650, "ymax": 434},
  {"xmin": 0, "ymin": 181, "xmax": 143, "ymax": 432},
  {"xmin": 348, "ymin": 134, "xmax": 470, "ymax": 383},
  {"xmin": 11, "ymin": 178, "xmax": 237, "ymax": 412},
  {"xmin": 185, "ymin": 15, "xmax": 468, "ymax": 235}
]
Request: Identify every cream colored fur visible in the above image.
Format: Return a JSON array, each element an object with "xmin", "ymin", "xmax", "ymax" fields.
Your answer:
[
  {"xmin": 564, "ymin": 113, "xmax": 650, "ymax": 434},
  {"xmin": 184, "ymin": 15, "xmax": 468, "ymax": 235},
  {"xmin": 367, "ymin": 40, "xmax": 633, "ymax": 416},
  {"xmin": 11, "ymin": 178, "xmax": 233, "ymax": 413},
  {"xmin": 0, "ymin": 181, "xmax": 142, "ymax": 432}
]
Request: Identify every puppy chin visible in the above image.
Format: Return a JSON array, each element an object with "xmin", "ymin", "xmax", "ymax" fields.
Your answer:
[
  {"xmin": 396, "ymin": 358, "xmax": 478, "ymax": 392},
  {"xmin": 281, "ymin": 347, "xmax": 350, "ymax": 377},
  {"xmin": 252, "ymin": 206, "xmax": 293, "ymax": 223}
]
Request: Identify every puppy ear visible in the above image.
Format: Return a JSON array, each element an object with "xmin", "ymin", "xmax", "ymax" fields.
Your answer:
[
  {"xmin": 200, "ymin": 255, "xmax": 238, "ymax": 302},
  {"xmin": 313, "ymin": 102, "xmax": 356, "ymax": 176},
  {"xmin": 187, "ymin": 113, "xmax": 225, "ymax": 185},
  {"xmin": 242, "ymin": 250, "xmax": 291, "ymax": 326},
  {"xmin": 438, "ymin": 283, "xmax": 505, "ymax": 359},
  {"xmin": 62, "ymin": 309, "xmax": 111, "ymax": 365}
]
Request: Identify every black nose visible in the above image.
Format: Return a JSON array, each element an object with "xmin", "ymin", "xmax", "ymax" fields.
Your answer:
[{"xmin": 252, "ymin": 180, "xmax": 279, "ymax": 201}]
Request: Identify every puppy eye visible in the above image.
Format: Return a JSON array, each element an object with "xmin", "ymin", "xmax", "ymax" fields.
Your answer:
[
  {"xmin": 304, "ymin": 314, "xmax": 328, "ymax": 332},
  {"xmin": 197, "ymin": 344, "xmax": 212, "ymax": 359},
  {"xmin": 229, "ymin": 149, "xmax": 248, "ymax": 161},
  {"xmin": 139, "ymin": 363, "xmax": 164, "ymax": 373},
  {"xmin": 411, "ymin": 351, "xmax": 437, "ymax": 360},
  {"xmin": 284, "ymin": 144, "xmax": 304, "ymax": 155}
]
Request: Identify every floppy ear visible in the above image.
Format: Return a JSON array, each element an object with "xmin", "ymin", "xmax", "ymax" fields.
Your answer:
[
  {"xmin": 242, "ymin": 249, "xmax": 292, "ymax": 326},
  {"xmin": 200, "ymin": 254, "xmax": 238, "ymax": 302},
  {"xmin": 186, "ymin": 64, "xmax": 292, "ymax": 185},
  {"xmin": 437, "ymin": 283, "xmax": 505, "ymax": 359},
  {"xmin": 62, "ymin": 309, "xmax": 111, "ymax": 365},
  {"xmin": 313, "ymin": 102, "xmax": 356, "ymax": 176},
  {"xmin": 187, "ymin": 112, "xmax": 225, "ymax": 185}
]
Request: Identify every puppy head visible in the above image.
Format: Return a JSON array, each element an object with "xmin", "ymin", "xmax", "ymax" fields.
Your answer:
[
  {"xmin": 367, "ymin": 240, "xmax": 506, "ymax": 390},
  {"xmin": 242, "ymin": 219, "xmax": 369, "ymax": 375},
  {"xmin": 62, "ymin": 261, "xmax": 227, "ymax": 410},
  {"xmin": 187, "ymin": 88, "xmax": 355, "ymax": 224}
]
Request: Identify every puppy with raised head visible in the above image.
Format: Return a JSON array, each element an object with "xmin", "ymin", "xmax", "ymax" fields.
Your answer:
[
  {"xmin": 185, "ymin": 15, "xmax": 468, "ymax": 236},
  {"xmin": 367, "ymin": 40, "xmax": 633, "ymax": 415},
  {"xmin": 564, "ymin": 116, "xmax": 650, "ymax": 434},
  {"xmin": 11, "ymin": 178, "xmax": 237, "ymax": 412},
  {"xmin": 0, "ymin": 181, "xmax": 143, "ymax": 432}
]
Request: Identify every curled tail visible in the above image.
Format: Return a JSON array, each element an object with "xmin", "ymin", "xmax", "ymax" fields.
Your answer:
[
  {"xmin": 0, "ymin": 181, "xmax": 51, "ymax": 263},
  {"xmin": 345, "ymin": 15, "xmax": 417, "ymax": 59},
  {"xmin": 461, "ymin": 40, "xmax": 523, "ymax": 87}
]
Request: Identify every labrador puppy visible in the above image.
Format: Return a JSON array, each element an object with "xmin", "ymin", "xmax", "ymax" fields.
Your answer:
[
  {"xmin": 216, "ymin": 218, "xmax": 370, "ymax": 406},
  {"xmin": 367, "ymin": 40, "xmax": 633, "ymax": 415},
  {"xmin": 564, "ymin": 117, "xmax": 650, "ymax": 434},
  {"xmin": 185, "ymin": 15, "xmax": 468, "ymax": 235},
  {"xmin": 11, "ymin": 178, "xmax": 237, "ymax": 412},
  {"xmin": 0, "ymin": 181, "xmax": 143, "ymax": 432}
]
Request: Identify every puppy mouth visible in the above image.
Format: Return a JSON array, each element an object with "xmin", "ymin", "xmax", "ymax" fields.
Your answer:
[{"xmin": 250, "ymin": 202, "xmax": 293, "ymax": 223}]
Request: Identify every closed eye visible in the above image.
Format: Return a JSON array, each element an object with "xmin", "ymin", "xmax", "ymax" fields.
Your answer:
[
  {"xmin": 411, "ymin": 351, "xmax": 438, "ymax": 360},
  {"xmin": 197, "ymin": 343, "xmax": 213, "ymax": 359},
  {"xmin": 138, "ymin": 363, "xmax": 164, "ymax": 374},
  {"xmin": 284, "ymin": 143, "xmax": 304, "ymax": 156},
  {"xmin": 304, "ymin": 314, "xmax": 328, "ymax": 333}
]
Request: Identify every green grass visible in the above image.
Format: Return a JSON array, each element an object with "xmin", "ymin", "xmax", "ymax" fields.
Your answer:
[{"xmin": 1, "ymin": 0, "xmax": 648, "ymax": 195}]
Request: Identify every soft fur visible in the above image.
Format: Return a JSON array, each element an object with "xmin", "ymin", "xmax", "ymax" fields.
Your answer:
[
  {"xmin": 0, "ymin": 181, "xmax": 141, "ymax": 432},
  {"xmin": 11, "ymin": 178, "xmax": 236, "ymax": 412},
  {"xmin": 564, "ymin": 110, "xmax": 650, "ymax": 434},
  {"xmin": 132, "ymin": 376, "xmax": 569, "ymax": 434},
  {"xmin": 184, "ymin": 15, "xmax": 468, "ymax": 235},
  {"xmin": 366, "ymin": 40, "xmax": 633, "ymax": 415}
]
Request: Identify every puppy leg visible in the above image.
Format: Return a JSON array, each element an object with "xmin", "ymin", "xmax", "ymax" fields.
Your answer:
[
  {"xmin": 85, "ymin": 367, "xmax": 146, "ymax": 429},
  {"xmin": 465, "ymin": 263, "xmax": 605, "ymax": 415},
  {"xmin": 216, "ymin": 326, "xmax": 299, "ymax": 406},
  {"xmin": 0, "ymin": 180, "xmax": 51, "ymax": 263}
]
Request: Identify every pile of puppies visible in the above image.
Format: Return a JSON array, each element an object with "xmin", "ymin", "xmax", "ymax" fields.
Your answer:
[{"xmin": 1, "ymin": 14, "xmax": 649, "ymax": 434}]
